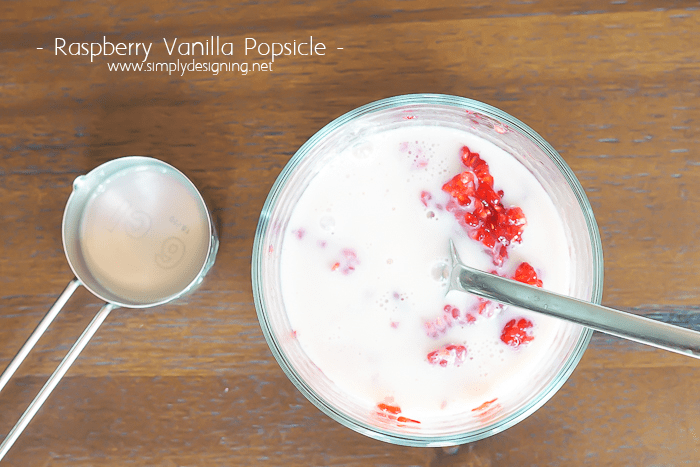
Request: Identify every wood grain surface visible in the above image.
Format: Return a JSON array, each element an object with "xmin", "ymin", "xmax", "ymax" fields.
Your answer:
[{"xmin": 2, "ymin": 1, "xmax": 700, "ymax": 465}]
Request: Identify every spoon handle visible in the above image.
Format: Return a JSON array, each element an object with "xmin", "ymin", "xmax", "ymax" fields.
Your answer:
[{"xmin": 451, "ymin": 262, "xmax": 700, "ymax": 360}]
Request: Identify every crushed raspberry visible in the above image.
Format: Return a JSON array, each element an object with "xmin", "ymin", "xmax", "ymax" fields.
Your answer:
[
  {"xmin": 420, "ymin": 190, "xmax": 445, "ymax": 211},
  {"xmin": 461, "ymin": 146, "xmax": 494, "ymax": 187},
  {"xmin": 377, "ymin": 402, "xmax": 401, "ymax": 415},
  {"xmin": 331, "ymin": 248, "xmax": 359, "ymax": 274},
  {"xmin": 471, "ymin": 398, "xmax": 502, "ymax": 422},
  {"xmin": 420, "ymin": 190, "xmax": 432, "ymax": 207},
  {"xmin": 472, "ymin": 398, "xmax": 498, "ymax": 413},
  {"xmin": 376, "ymin": 401, "xmax": 420, "ymax": 425},
  {"xmin": 445, "ymin": 199, "xmax": 462, "ymax": 214},
  {"xmin": 427, "ymin": 344, "xmax": 467, "ymax": 367},
  {"xmin": 442, "ymin": 171, "xmax": 475, "ymax": 206},
  {"xmin": 500, "ymin": 318, "xmax": 535, "ymax": 347},
  {"xmin": 424, "ymin": 315, "xmax": 452, "ymax": 338},
  {"xmin": 445, "ymin": 304, "xmax": 476, "ymax": 324},
  {"xmin": 424, "ymin": 305, "xmax": 476, "ymax": 338},
  {"xmin": 513, "ymin": 262, "xmax": 543, "ymax": 287},
  {"xmin": 441, "ymin": 145, "xmax": 527, "ymax": 265},
  {"xmin": 476, "ymin": 298, "xmax": 502, "ymax": 318},
  {"xmin": 397, "ymin": 415, "xmax": 420, "ymax": 424}
]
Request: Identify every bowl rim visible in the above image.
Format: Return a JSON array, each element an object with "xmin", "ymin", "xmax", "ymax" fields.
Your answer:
[{"xmin": 252, "ymin": 93, "xmax": 604, "ymax": 446}]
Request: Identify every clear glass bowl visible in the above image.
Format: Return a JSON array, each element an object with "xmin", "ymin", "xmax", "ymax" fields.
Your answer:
[{"xmin": 252, "ymin": 94, "xmax": 604, "ymax": 446}]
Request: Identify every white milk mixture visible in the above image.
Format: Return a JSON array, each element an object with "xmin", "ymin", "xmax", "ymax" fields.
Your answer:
[
  {"xmin": 279, "ymin": 126, "xmax": 573, "ymax": 422},
  {"xmin": 79, "ymin": 166, "xmax": 210, "ymax": 303}
]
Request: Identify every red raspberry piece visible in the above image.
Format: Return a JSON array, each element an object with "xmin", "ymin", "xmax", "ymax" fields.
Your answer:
[
  {"xmin": 420, "ymin": 190, "xmax": 432, "ymax": 207},
  {"xmin": 427, "ymin": 344, "xmax": 467, "ymax": 367},
  {"xmin": 471, "ymin": 398, "xmax": 502, "ymax": 422},
  {"xmin": 445, "ymin": 304, "xmax": 477, "ymax": 324},
  {"xmin": 376, "ymin": 401, "xmax": 420, "ymax": 425},
  {"xmin": 424, "ymin": 305, "xmax": 476, "ymax": 337},
  {"xmin": 472, "ymin": 398, "xmax": 498, "ymax": 413},
  {"xmin": 445, "ymin": 199, "xmax": 463, "ymax": 214},
  {"xmin": 461, "ymin": 146, "xmax": 494, "ymax": 187},
  {"xmin": 476, "ymin": 298, "xmax": 502, "ymax": 318},
  {"xmin": 442, "ymin": 145, "xmax": 528, "ymax": 265},
  {"xmin": 377, "ymin": 402, "xmax": 401, "ymax": 415},
  {"xmin": 424, "ymin": 315, "xmax": 452, "ymax": 338},
  {"xmin": 463, "ymin": 212, "xmax": 478, "ymax": 227},
  {"xmin": 475, "ymin": 183, "xmax": 501, "ymax": 209},
  {"xmin": 502, "ymin": 207, "xmax": 526, "ymax": 244},
  {"xmin": 331, "ymin": 248, "xmax": 359, "ymax": 274},
  {"xmin": 442, "ymin": 171, "xmax": 475, "ymax": 206},
  {"xmin": 500, "ymin": 318, "xmax": 535, "ymax": 347},
  {"xmin": 397, "ymin": 416, "xmax": 420, "ymax": 424},
  {"xmin": 494, "ymin": 244, "xmax": 508, "ymax": 267},
  {"xmin": 513, "ymin": 262, "xmax": 543, "ymax": 287}
]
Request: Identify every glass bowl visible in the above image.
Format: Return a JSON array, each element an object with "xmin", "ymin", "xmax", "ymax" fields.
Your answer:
[{"xmin": 252, "ymin": 94, "xmax": 603, "ymax": 446}]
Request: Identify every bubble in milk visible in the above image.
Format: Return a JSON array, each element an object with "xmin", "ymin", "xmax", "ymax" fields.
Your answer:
[
  {"xmin": 431, "ymin": 261, "xmax": 449, "ymax": 281},
  {"xmin": 352, "ymin": 142, "xmax": 373, "ymax": 159},
  {"xmin": 320, "ymin": 215, "xmax": 335, "ymax": 231}
]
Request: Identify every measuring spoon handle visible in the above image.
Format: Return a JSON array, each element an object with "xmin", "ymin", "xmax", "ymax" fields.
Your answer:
[
  {"xmin": 451, "ymin": 262, "xmax": 700, "ymax": 359},
  {"xmin": 0, "ymin": 279, "xmax": 81, "ymax": 394},
  {"xmin": 0, "ymin": 303, "xmax": 115, "ymax": 461}
]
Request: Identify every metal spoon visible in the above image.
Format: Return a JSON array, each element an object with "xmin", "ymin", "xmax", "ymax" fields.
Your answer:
[{"xmin": 447, "ymin": 240, "xmax": 700, "ymax": 359}]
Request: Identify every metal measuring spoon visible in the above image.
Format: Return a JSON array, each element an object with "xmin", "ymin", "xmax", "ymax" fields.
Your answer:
[
  {"xmin": 447, "ymin": 239, "xmax": 700, "ymax": 359},
  {"xmin": 0, "ymin": 157, "xmax": 218, "ymax": 461}
]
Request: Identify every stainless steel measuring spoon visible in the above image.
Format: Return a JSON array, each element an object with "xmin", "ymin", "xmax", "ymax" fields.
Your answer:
[
  {"xmin": 0, "ymin": 156, "xmax": 218, "ymax": 460},
  {"xmin": 447, "ymin": 239, "xmax": 700, "ymax": 360}
]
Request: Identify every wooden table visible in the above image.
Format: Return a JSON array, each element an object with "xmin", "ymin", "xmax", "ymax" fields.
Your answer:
[{"xmin": 2, "ymin": 1, "xmax": 700, "ymax": 465}]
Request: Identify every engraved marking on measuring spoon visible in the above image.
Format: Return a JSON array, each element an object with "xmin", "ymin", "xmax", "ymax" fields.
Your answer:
[
  {"xmin": 106, "ymin": 201, "xmax": 151, "ymax": 238},
  {"xmin": 155, "ymin": 237, "xmax": 186, "ymax": 269}
]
